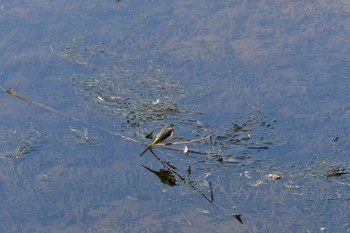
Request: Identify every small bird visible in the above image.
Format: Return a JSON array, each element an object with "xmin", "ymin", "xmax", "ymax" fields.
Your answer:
[{"xmin": 139, "ymin": 123, "xmax": 175, "ymax": 157}]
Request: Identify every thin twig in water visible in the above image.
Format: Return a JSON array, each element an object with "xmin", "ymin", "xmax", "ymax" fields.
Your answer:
[
  {"xmin": 6, "ymin": 88, "xmax": 78, "ymax": 121},
  {"xmin": 6, "ymin": 88, "xmax": 213, "ymax": 155},
  {"xmin": 6, "ymin": 87, "xmax": 214, "ymax": 203}
]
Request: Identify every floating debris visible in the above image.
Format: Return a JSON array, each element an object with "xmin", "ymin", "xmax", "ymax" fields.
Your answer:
[
  {"xmin": 183, "ymin": 145, "xmax": 189, "ymax": 154},
  {"xmin": 198, "ymin": 209, "xmax": 210, "ymax": 214},
  {"xmin": 0, "ymin": 126, "xmax": 46, "ymax": 158},
  {"xmin": 325, "ymin": 168, "xmax": 348, "ymax": 178},
  {"xmin": 69, "ymin": 126, "xmax": 100, "ymax": 146},
  {"xmin": 152, "ymin": 98, "xmax": 160, "ymax": 105},
  {"xmin": 266, "ymin": 172, "xmax": 282, "ymax": 180}
]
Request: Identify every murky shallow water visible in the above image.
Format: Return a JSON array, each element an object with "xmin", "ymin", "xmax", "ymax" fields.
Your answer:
[{"xmin": 0, "ymin": 0, "xmax": 349, "ymax": 232}]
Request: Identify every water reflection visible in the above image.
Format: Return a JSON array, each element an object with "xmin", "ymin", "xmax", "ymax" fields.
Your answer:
[{"xmin": 0, "ymin": 0, "xmax": 349, "ymax": 232}]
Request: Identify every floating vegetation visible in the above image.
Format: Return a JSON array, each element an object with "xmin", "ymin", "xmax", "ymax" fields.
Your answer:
[
  {"xmin": 4, "ymin": 87, "xmax": 214, "ymax": 201},
  {"xmin": 4, "ymin": 86, "xmax": 287, "ymax": 206},
  {"xmin": 0, "ymin": 125, "xmax": 46, "ymax": 158},
  {"xmin": 325, "ymin": 168, "xmax": 348, "ymax": 178},
  {"xmin": 59, "ymin": 31, "xmax": 285, "ymax": 164},
  {"xmin": 315, "ymin": 157, "xmax": 350, "ymax": 179},
  {"xmin": 215, "ymin": 104, "xmax": 283, "ymax": 153},
  {"xmin": 59, "ymin": 31, "xmax": 192, "ymax": 128},
  {"xmin": 69, "ymin": 126, "xmax": 101, "ymax": 146},
  {"xmin": 71, "ymin": 67, "xmax": 188, "ymax": 126}
]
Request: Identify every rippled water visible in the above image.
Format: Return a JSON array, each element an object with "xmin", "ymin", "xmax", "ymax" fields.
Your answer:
[{"xmin": 0, "ymin": 0, "xmax": 349, "ymax": 232}]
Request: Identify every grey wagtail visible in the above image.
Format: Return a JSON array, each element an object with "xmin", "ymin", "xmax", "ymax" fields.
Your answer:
[{"xmin": 139, "ymin": 123, "xmax": 174, "ymax": 157}]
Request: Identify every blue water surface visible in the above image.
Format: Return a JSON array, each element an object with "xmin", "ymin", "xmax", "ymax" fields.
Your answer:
[{"xmin": 0, "ymin": 0, "xmax": 349, "ymax": 232}]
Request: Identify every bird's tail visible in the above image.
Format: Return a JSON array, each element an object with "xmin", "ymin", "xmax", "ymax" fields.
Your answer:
[{"xmin": 139, "ymin": 145, "xmax": 152, "ymax": 157}]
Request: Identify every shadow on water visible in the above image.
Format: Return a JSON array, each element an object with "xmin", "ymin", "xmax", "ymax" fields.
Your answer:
[{"xmin": 0, "ymin": 0, "xmax": 350, "ymax": 232}]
